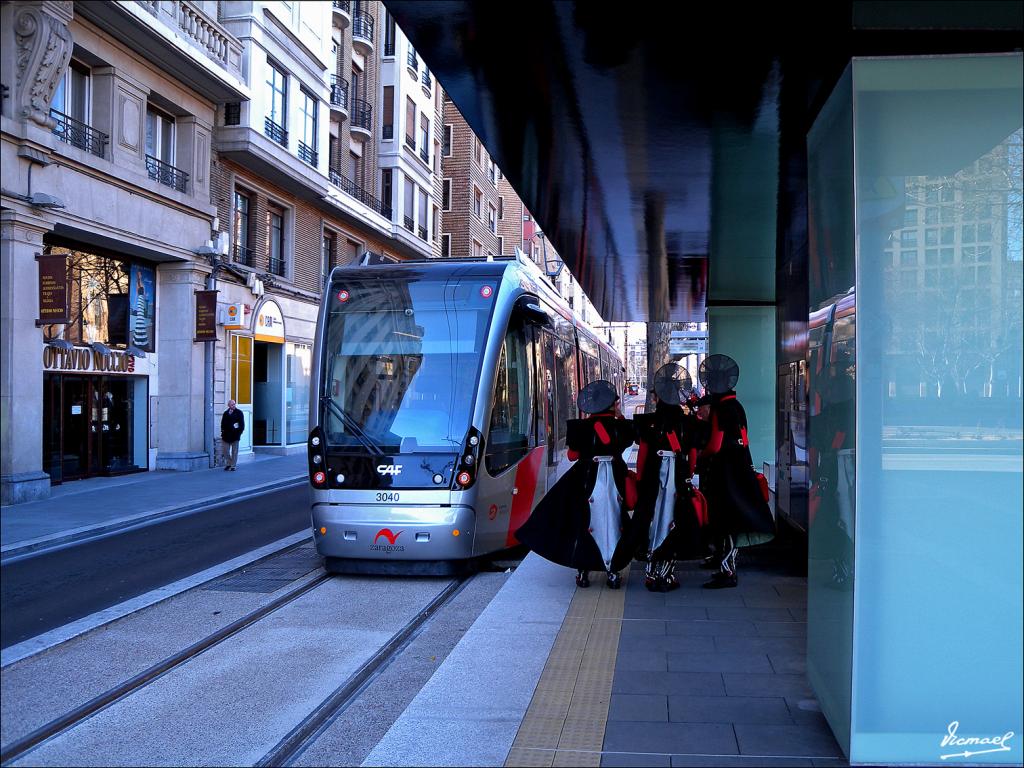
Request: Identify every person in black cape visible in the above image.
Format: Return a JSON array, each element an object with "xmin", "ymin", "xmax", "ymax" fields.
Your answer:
[
  {"xmin": 696, "ymin": 354, "xmax": 775, "ymax": 589},
  {"xmin": 633, "ymin": 364, "xmax": 709, "ymax": 592},
  {"xmin": 514, "ymin": 379, "xmax": 636, "ymax": 589}
]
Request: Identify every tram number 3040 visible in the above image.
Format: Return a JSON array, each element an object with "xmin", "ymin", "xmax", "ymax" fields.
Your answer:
[{"xmin": 375, "ymin": 492, "xmax": 400, "ymax": 503}]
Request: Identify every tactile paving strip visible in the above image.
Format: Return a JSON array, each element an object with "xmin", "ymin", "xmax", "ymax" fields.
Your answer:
[{"xmin": 505, "ymin": 571, "xmax": 627, "ymax": 767}]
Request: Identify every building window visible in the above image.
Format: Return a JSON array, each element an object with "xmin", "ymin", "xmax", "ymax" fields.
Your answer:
[
  {"xmin": 488, "ymin": 202, "xmax": 497, "ymax": 234},
  {"xmin": 233, "ymin": 190, "xmax": 252, "ymax": 266},
  {"xmin": 498, "ymin": 196, "xmax": 504, "ymax": 220},
  {"xmin": 473, "ymin": 186, "xmax": 483, "ymax": 218},
  {"xmin": 488, "ymin": 160, "xmax": 496, "ymax": 185},
  {"xmin": 433, "ymin": 204, "xmax": 439, "ymax": 243},
  {"xmin": 498, "ymin": 235, "xmax": 504, "ymax": 254},
  {"xmin": 298, "ymin": 88, "xmax": 318, "ymax": 166},
  {"xmin": 52, "ymin": 60, "xmax": 90, "ymax": 125},
  {"xmin": 418, "ymin": 188, "xmax": 428, "ymax": 240},
  {"xmin": 473, "ymin": 239, "xmax": 483, "ymax": 258},
  {"xmin": 442, "ymin": 178, "xmax": 451, "ymax": 211},
  {"xmin": 404, "ymin": 174, "xmax": 415, "ymax": 231},
  {"xmin": 323, "ymin": 230, "xmax": 337, "ymax": 272},
  {"xmin": 383, "ymin": 10, "xmax": 396, "ymax": 56},
  {"xmin": 419, "ymin": 114, "xmax": 430, "ymax": 162},
  {"xmin": 474, "ymin": 136, "xmax": 483, "ymax": 167},
  {"xmin": 441, "ymin": 233, "xmax": 451, "ymax": 257},
  {"xmin": 405, "ymin": 97, "xmax": 416, "ymax": 149},
  {"xmin": 266, "ymin": 60, "xmax": 288, "ymax": 142},
  {"xmin": 145, "ymin": 106, "xmax": 175, "ymax": 165},
  {"xmin": 349, "ymin": 151, "xmax": 359, "ymax": 184},
  {"xmin": 442, "ymin": 124, "xmax": 452, "ymax": 156},
  {"xmin": 382, "ymin": 85, "xmax": 394, "ymax": 140},
  {"xmin": 381, "ymin": 168, "xmax": 393, "ymax": 220},
  {"xmin": 267, "ymin": 204, "xmax": 286, "ymax": 277}
]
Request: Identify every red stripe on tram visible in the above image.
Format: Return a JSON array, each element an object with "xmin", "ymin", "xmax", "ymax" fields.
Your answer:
[{"xmin": 506, "ymin": 446, "xmax": 546, "ymax": 547}]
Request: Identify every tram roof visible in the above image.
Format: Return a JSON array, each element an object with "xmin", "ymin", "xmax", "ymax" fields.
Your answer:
[{"xmin": 387, "ymin": 1, "xmax": 1021, "ymax": 322}]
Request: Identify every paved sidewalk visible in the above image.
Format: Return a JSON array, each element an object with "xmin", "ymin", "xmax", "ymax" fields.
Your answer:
[
  {"xmin": 0, "ymin": 453, "xmax": 306, "ymax": 559},
  {"xmin": 358, "ymin": 531, "xmax": 841, "ymax": 767}
]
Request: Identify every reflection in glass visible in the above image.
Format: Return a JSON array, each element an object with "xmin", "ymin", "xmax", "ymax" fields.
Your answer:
[{"xmin": 852, "ymin": 55, "xmax": 1022, "ymax": 764}]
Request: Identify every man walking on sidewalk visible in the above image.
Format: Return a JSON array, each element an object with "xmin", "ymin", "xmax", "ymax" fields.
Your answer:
[{"xmin": 221, "ymin": 400, "xmax": 245, "ymax": 471}]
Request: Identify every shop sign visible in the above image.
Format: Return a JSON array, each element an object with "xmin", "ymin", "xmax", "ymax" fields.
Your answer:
[
  {"xmin": 254, "ymin": 299, "xmax": 285, "ymax": 343},
  {"xmin": 194, "ymin": 290, "xmax": 219, "ymax": 342},
  {"xmin": 43, "ymin": 346, "xmax": 136, "ymax": 374},
  {"xmin": 223, "ymin": 303, "xmax": 246, "ymax": 330},
  {"xmin": 36, "ymin": 253, "xmax": 69, "ymax": 325}
]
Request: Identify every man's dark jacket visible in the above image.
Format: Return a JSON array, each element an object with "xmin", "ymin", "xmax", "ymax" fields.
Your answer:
[{"xmin": 221, "ymin": 408, "xmax": 245, "ymax": 442}]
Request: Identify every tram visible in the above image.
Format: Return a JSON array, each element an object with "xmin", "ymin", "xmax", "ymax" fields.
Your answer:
[{"xmin": 306, "ymin": 251, "xmax": 624, "ymax": 574}]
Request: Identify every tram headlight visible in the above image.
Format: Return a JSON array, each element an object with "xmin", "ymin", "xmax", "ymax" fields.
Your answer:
[
  {"xmin": 468, "ymin": 435, "xmax": 479, "ymax": 447},
  {"xmin": 313, "ymin": 471, "xmax": 326, "ymax": 485},
  {"xmin": 456, "ymin": 471, "xmax": 472, "ymax": 487},
  {"xmin": 336, "ymin": 473, "xmax": 345, "ymax": 484},
  {"xmin": 464, "ymin": 454, "xmax": 474, "ymax": 465},
  {"xmin": 311, "ymin": 436, "xmax": 320, "ymax": 447},
  {"xmin": 312, "ymin": 454, "xmax": 322, "ymax": 465},
  {"xmin": 432, "ymin": 473, "xmax": 444, "ymax": 485}
]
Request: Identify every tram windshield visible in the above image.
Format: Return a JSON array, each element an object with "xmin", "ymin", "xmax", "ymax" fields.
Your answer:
[{"xmin": 320, "ymin": 273, "xmax": 496, "ymax": 453}]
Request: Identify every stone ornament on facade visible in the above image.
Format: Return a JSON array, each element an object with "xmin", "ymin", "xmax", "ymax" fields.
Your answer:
[{"xmin": 14, "ymin": 1, "xmax": 73, "ymax": 128}]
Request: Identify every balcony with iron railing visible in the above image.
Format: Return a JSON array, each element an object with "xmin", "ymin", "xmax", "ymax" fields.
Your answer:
[
  {"xmin": 297, "ymin": 141, "xmax": 318, "ymax": 167},
  {"xmin": 418, "ymin": 224, "xmax": 428, "ymax": 241},
  {"xmin": 404, "ymin": 133, "xmax": 416, "ymax": 151},
  {"xmin": 126, "ymin": 0, "xmax": 244, "ymax": 94},
  {"xmin": 329, "ymin": 75, "xmax": 349, "ymax": 116},
  {"xmin": 329, "ymin": 167, "xmax": 391, "ymax": 220},
  {"xmin": 50, "ymin": 109, "xmax": 108, "ymax": 158},
  {"xmin": 407, "ymin": 48, "xmax": 418, "ymax": 73},
  {"xmin": 352, "ymin": 13, "xmax": 374, "ymax": 52},
  {"xmin": 264, "ymin": 116, "xmax": 288, "ymax": 148},
  {"xmin": 404, "ymin": 215, "xmax": 415, "ymax": 232},
  {"xmin": 419, "ymin": 146, "xmax": 429, "ymax": 165},
  {"xmin": 146, "ymin": 154, "xmax": 189, "ymax": 193},
  {"xmin": 233, "ymin": 243, "xmax": 254, "ymax": 267},
  {"xmin": 269, "ymin": 255, "xmax": 286, "ymax": 277},
  {"xmin": 350, "ymin": 98, "xmax": 371, "ymax": 136},
  {"xmin": 331, "ymin": 0, "xmax": 351, "ymax": 28},
  {"xmin": 421, "ymin": 69, "xmax": 433, "ymax": 91},
  {"xmin": 382, "ymin": 124, "xmax": 393, "ymax": 140}
]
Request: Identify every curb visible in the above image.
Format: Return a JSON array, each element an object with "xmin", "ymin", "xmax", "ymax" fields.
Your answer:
[{"xmin": 0, "ymin": 475, "xmax": 306, "ymax": 564}]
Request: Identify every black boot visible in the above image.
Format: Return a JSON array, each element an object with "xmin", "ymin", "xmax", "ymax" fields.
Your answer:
[
  {"xmin": 606, "ymin": 571, "xmax": 622, "ymax": 589},
  {"xmin": 576, "ymin": 570, "xmax": 590, "ymax": 588},
  {"xmin": 702, "ymin": 570, "xmax": 738, "ymax": 589}
]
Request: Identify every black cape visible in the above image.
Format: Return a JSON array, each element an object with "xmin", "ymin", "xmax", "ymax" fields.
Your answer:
[
  {"xmin": 515, "ymin": 415, "xmax": 636, "ymax": 572},
  {"xmin": 633, "ymin": 406, "xmax": 705, "ymax": 561},
  {"xmin": 701, "ymin": 393, "xmax": 775, "ymax": 547}
]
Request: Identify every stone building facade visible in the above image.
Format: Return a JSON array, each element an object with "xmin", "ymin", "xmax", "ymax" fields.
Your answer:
[{"xmin": 0, "ymin": 0, "xmax": 445, "ymax": 504}]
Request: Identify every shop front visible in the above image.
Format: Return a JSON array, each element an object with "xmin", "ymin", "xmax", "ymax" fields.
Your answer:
[
  {"xmin": 40, "ymin": 240, "xmax": 157, "ymax": 483},
  {"xmin": 227, "ymin": 298, "xmax": 312, "ymax": 451}
]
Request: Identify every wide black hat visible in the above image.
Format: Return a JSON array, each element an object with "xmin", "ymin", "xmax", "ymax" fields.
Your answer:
[
  {"xmin": 652, "ymin": 363, "xmax": 693, "ymax": 405},
  {"xmin": 577, "ymin": 379, "xmax": 618, "ymax": 414},
  {"xmin": 699, "ymin": 354, "xmax": 740, "ymax": 394}
]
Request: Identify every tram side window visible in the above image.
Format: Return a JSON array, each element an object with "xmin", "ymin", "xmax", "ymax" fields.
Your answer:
[
  {"xmin": 540, "ymin": 331, "xmax": 556, "ymax": 459},
  {"xmin": 555, "ymin": 338, "xmax": 576, "ymax": 430},
  {"xmin": 486, "ymin": 321, "xmax": 536, "ymax": 475}
]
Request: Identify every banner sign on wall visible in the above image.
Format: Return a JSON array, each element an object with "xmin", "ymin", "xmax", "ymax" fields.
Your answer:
[
  {"xmin": 130, "ymin": 264, "xmax": 156, "ymax": 352},
  {"xmin": 194, "ymin": 290, "xmax": 219, "ymax": 342},
  {"xmin": 36, "ymin": 253, "xmax": 69, "ymax": 325}
]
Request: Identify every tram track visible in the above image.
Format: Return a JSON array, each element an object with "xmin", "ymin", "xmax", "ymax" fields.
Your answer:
[
  {"xmin": 0, "ymin": 570, "xmax": 332, "ymax": 766},
  {"xmin": 256, "ymin": 574, "xmax": 473, "ymax": 767}
]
